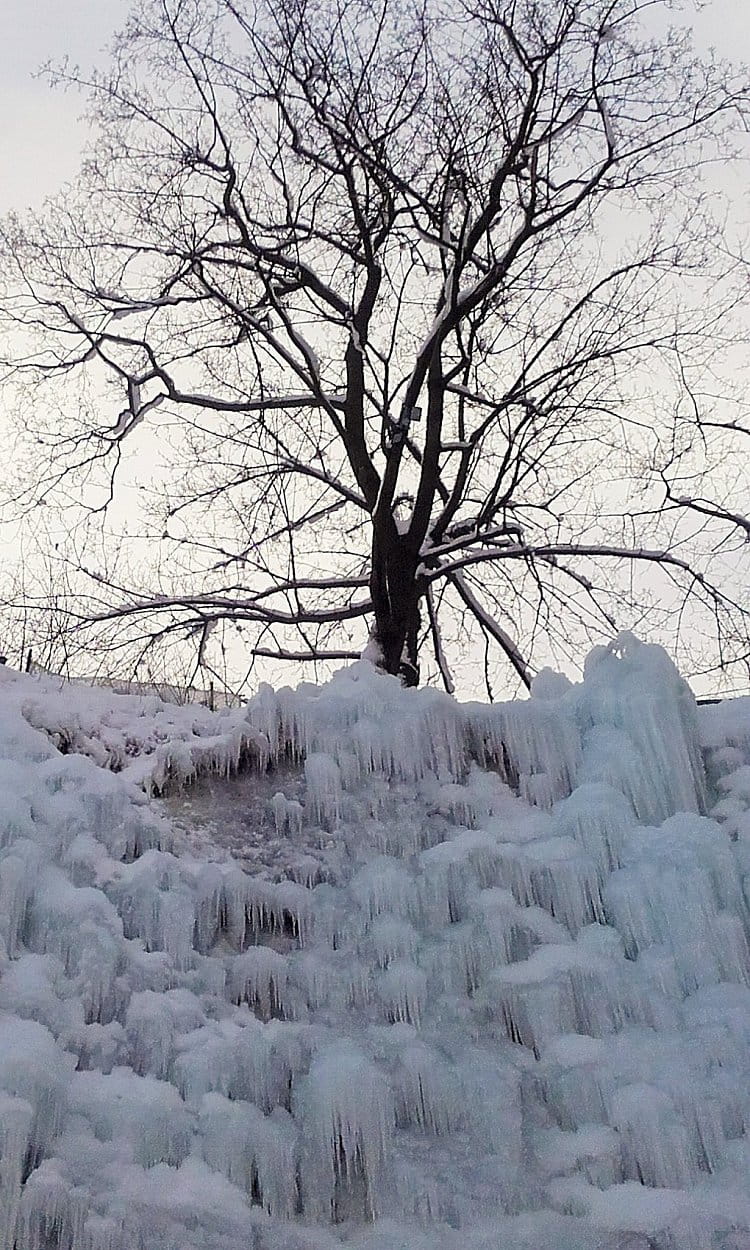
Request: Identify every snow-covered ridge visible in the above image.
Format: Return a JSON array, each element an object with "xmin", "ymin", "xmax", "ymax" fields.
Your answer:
[{"xmin": 1, "ymin": 635, "xmax": 750, "ymax": 1249}]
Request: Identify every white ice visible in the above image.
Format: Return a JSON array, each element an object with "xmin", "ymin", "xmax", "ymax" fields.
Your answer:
[{"xmin": 0, "ymin": 635, "xmax": 748, "ymax": 1249}]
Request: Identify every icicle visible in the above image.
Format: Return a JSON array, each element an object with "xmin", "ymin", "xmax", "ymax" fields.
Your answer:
[
  {"xmin": 429, "ymin": 920, "xmax": 487, "ymax": 995},
  {"xmin": 428, "ymin": 887, "xmax": 569, "ymax": 1000},
  {"xmin": 0, "ymin": 1094, "xmax": 33, "ymax": 1250},
  {"xmin": 552, "ymin": 784, "xmax": 634, "ymax": 875},
  {"xmin": 310, "ymin": 882, "xmax": 351, "ymax": 951},
  {"xmin": 173, "ymin": 1020, "xmax": 241, "ymax": 1105},
  {"xmin": 636, "ymin": 945, "xmax": 683, "ymax": 1002},
  {"xmin": 17, "ymin": 1162, "xmax": 88, "ymax": 1250},
  {"xmin": 271, "ymin": 791, "xmax": 288, "ymax": 835},
  {"xmin": 71, "ymin": 1068, "xmax": 192, "ymax": 1168},
  {"xmin": 231, "ymin": 947, "xmax": 292, "ymax": 1020},
  {"xmin": 0, "ymin": 790, "xmax": 34, "ymax": 853},
  {"xmin": 521, "ymin": 838, "xmax": 605, "ymax": 933},
  {"xmin": 369, "ymin": 917, "xmax": 420, "ymax": 970},
  {"xmin": 473, "ymin": 887, "xmax": 569, "ymax": 961},
  {"xmin": 604, "ymin": 814, "xmax": 748, "ymax": 992},
  {"xmin": 351, "ymin": 858, "xmax": 416, "ymax": 924},
  {"xmin": 192, "ymin": 865, "xmax": 277, "ymax": 952},
  {"xmin": 125, "ymin": 991, "xmax": 173, "ymax": 1076},
  {"xmin": 537, "ymin": 1034, "xmax": 611, "ymax": 1131},
  {"xmin": 453, "ymin": 829, "xmax": 505, "ymax": 889},
  {"xmin": 0, "ymin": 840, "xmax": 41, "ymax": 957},
  {"xmin": 304, "ymin": 753, "xmax": 342, "ymax": 829},
  {"xmin": 418, "ymin": 839, "xmax": 478, "ymax": 927},
  {"xmin": 270, "ymin": 792, "xmax": 304, "ymax": 837},
  {"xmin": 578, "ymin": 725, "xmax": 657, "ymax": 824},
  {"xmin": 379, "ymin": 962, "xmax": 427, "ymax": 1027},
  {"xmin": 0, "ymin": 1015, "xmax": 75, "ymax": 1164},
  {"xmin": 199, "ymin": 1091, "xmax": 298, "ymax": 1218},
  {"xmin": 287, "ymin": 854, "xmax": 325, "ymax": 888},
  {"xmin": 345, "ymin": 957, "xmax": 375, "ymax": 1009},
  {"xmin": 124, "ymin": 988, "xmax": 203, "ymax": 1079},
  {"xmin": 188, "ymin": 864, "xmax": 225, "ymax": 955},
  {"xmin": 295, "ymin": 951, "xmax": 337, "ymax": 1010},
  {"xmin": 486, "ymin": 947, "xmax": 581, "ymax": 1055},
  {"xmin": 437, "ymin": 782, "xmax": 479, "ymax": 828},
  {"xmin": 576, "ymin": 632, "xmax": 707, "ymax": 822},
  {"xmin": 484, "ymin": 941, "xmax": 658, "ymax": 1054},
  {"xmin": 295, "ymin": 1044, "xmax": 394, "ymax": 1222},
  {"xmin": 393, "ymin": 1042, "xmax": 463, "ymax": 1135},
  {"xmin": 6, "ymin": 632, "xmax": 750, "ymax": 1247},
  {"xmin": 610, "ymin": 1083, "xmax": 700, "ymax": 1188},
  {"xmin": 469, "ymin": 698, "xmax": 582, "ymax": 805},
  {"xmin": 245, "ymin": 683, "xmax": 282, "ymax": 758},
  {"xmin": 272, "ymin": 880, "xmax": 314, "ymax": 946},
  {"xmin": 712, "ymin": 913, "xmax": 750, "ymax": 986},
  {"xmin": 490, "ymin": 838, "xmax": 604, "ymax": 933},
  {"xmin": 73, "ymin": 1021, "xmax": 124, "ymax": 1075},
  {"xmin": 110, "ymin": 851, "xmax": 197, "ymax": 972}
]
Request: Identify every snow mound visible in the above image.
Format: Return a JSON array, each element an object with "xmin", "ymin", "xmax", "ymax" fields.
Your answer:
[{"xmin": 0, "ymin": 634, "xmax": 748, "ymax": 1248}]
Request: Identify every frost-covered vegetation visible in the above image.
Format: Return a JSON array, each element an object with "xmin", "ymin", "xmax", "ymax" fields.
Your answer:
[{"xmin": 2, "ymin": 634, "xmax": 750, "ymax": 1248}]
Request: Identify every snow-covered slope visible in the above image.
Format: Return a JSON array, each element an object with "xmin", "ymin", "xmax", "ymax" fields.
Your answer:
[{"xmin": 1, "ymin": 635, "xmax": 750, "ymax": 1249}]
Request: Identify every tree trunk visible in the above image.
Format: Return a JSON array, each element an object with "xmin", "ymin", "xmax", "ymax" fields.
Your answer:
[{"xmin": 369, "ymin": 530, "xmax": 422, "ymax": 687}]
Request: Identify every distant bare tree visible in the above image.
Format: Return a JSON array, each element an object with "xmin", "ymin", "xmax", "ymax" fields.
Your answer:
[{"xmin": 1, "ymin": 0, "xmax": 748, "ymax": 692}]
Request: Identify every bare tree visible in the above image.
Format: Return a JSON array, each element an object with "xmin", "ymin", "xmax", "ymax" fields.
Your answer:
[{"xmin": 1, "ymin": 0, "xmax": 748, "ymax": 693}]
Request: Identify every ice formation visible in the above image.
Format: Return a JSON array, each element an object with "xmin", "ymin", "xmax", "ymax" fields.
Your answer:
[{"xmin": 2, "ymin": 633, "xmax": 750, "ymax": 1248}]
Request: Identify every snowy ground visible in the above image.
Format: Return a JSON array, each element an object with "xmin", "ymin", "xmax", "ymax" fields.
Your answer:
[{"xmin": 2, "ymin": 635, "xmax": 750, "ymax": 1249}]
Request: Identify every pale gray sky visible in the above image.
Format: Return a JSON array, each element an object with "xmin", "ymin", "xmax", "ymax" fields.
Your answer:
[
  {"xmin": 0, "ymin": 0, "xmax": 129, "ymax": 212},
  {"xmin": 0, "ymin": 0, "xmax": 748, "ymax": 214}
]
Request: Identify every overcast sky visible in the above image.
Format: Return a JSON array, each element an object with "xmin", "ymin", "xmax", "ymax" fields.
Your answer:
[
  {"xmin": 0, "ymin": 0, "xmax": 130, "ymax": 213},
  {"xmin": 0, "ymin": 0, "xmax": 749, "ymax": 215}
]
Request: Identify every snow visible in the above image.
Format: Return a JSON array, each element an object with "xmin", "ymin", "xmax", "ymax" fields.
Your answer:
[{"xmin": 2, "ymin": 633, "xmax": 750, "ymax": 1247}]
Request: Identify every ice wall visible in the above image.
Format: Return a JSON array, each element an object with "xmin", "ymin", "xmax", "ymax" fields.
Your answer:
[{"xmin": 0, "ymin": 636, "xmax": 748, "ymax": 1250}]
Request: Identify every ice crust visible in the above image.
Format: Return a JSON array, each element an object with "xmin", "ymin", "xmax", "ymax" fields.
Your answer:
[{"xmin": 0, "ymin": 632, "xmax": 749, "ymax": 1248}]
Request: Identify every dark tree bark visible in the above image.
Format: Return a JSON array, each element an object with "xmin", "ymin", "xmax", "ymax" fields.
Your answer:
[{"xmin": 369, "ymin": 525, "xmax": 423, "ymax": 686}]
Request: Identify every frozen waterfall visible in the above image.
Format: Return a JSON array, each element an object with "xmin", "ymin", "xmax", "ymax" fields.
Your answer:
[{"xmin": 0, "ymin": 633, "xmax": 749, "ymax": 1249}]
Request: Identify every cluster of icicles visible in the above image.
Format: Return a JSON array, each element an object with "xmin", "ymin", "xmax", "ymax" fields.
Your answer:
[{"xmin": 1, "ymin": 634, "xmax": 750, "ymax": 1249}]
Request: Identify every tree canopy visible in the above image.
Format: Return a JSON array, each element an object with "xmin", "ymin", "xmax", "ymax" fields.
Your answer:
[{"xmin": 1, "ymin": 0, "xmax": 749, "ymax": 696}]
